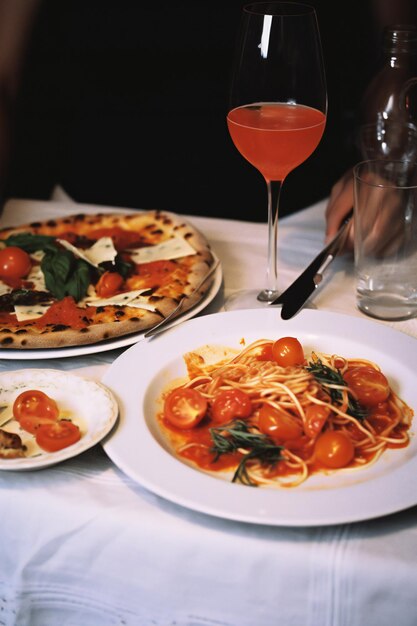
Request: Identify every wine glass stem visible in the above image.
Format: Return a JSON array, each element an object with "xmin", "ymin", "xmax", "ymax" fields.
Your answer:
[{"xmin": 257, "ymin": 179, "xmax": 282, "ymax": 302}]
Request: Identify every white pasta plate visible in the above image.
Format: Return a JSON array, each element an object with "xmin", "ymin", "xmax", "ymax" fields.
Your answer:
[
  {"xmin": 0, "ymin": 369, "xmax": 119, "ymax": 470},
  {"xmin": 102, "ymin": 308, "xmax": 417, "ymax": 526}
]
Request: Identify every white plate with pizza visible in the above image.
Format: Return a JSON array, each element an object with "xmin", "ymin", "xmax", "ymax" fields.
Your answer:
[
  {"xmin": 0, "ymin": 369, "xmax": 118, "ymax": 470},
  {"xmin": 0, "ymin": 210, "xmax": 222, "ymax": 359},
  {"xmin": 101, "ymin": 308, "xmax": 417, "ymax": 526}
]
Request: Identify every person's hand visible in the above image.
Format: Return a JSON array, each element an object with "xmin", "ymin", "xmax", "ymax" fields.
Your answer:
[
  {"xmin": 325, "ymin": 169, "xmax": 354, "ymax": 251},
  {"xmin": 326, "ymin": 166, "xmax": 407, "ymax": 258}
]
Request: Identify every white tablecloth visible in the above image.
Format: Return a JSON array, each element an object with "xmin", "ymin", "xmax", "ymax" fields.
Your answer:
[{"xmin": 0, "ymin": 197, "xmax": 416, "ymax": 626}]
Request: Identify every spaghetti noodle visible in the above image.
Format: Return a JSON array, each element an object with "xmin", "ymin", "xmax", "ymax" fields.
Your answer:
[{"xmin": 158, "ymin": 337, "xmax": 414, "ymax": 488}]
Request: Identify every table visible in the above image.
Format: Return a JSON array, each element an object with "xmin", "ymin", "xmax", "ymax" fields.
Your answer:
[{"xmin": 0, "ymin": 197, "xmax": 416, "ymax": 626}]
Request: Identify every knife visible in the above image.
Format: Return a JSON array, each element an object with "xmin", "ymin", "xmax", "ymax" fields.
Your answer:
[{"xmin": 269, "ymin": 209, "xmax": 353, "ymax": 320}]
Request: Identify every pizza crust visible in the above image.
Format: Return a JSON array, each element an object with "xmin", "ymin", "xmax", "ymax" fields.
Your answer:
[{"xmin": 0, "ymin": 210, "xmax": 217, "ymax": 349}]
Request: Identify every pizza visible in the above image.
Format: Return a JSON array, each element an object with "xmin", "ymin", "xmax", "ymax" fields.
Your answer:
[{"xmin": 0, "ymin": 210, "xmax": 216, "ymax": 349}]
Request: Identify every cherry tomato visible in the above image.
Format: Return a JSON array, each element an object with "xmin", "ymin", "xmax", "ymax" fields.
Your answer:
[
  {"xmin": 211, "ymin": 389, "xmax": 253, "ymax": 423},
  {"xmin": 35, "ymin": 420, "xmax": 81, "ymax": 452},
  {"xmin": 258, "ymin": 405, "xmax": 303, "ymax": 442},
  {"xmin": 343, "ymin": 366, "xmax": 390, "ymax": 408},
  {"xmin": 367, "ymin": 401, "xmax": 397, "ymax": 434},
  {"xmin": 164, "ymin": 387, "xmax": 208, "ymax": 429},
  {"xmin": 13, "ymin": 390, "xmax": 59, "ymax": 423},
  {"xmin": 272, "ymin": 337, "xmax": 305, "ymax": 367},
  {"xmin": 257, "ymin": 343, "xmax": 274, "ymax": 361},
  {"xmin": 314, "ymin": 430, "xmax": 355, "ymax": 469},
  {"xmin": 0, "ymin": 246, "xmax": 32, "ymax": 279},
  {"xmin": 18, "ymin": 415, "xmax": 58, "ymax": 435},
  {"xmin": 95, "ymin": 271, "xmax": 124, "ymax": 298},
  {"xmin": 304, "ymin": 404, "xmax": 331, "ymax": 438}
]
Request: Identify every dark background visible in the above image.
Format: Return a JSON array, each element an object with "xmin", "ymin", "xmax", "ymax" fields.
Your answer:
[{"xmin": 2, "ymin": 0, "xmax": 402, "ymax": 221}]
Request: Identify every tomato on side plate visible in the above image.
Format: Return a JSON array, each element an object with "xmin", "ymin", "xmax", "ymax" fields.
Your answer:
[
  {"xmin": 35, "ymin": 420, "xmax": 81, "ymax": 452},
  {"xmin": 314, "ymin": 430, "xmax": 355, "ymax": 469},
  {"xmin": 258, "ymin": 404, "xmax": 303, "ymax": 442},
  {"xmin": 13, "ymin": 390, "xmax": 59, "ymax": 422},
  {"xmin": 343, "ymin": 366, "xmax": 390, "ymax": 408},
  {"xmin": 164, "ymin": 387, "xmax": 208, "ymax": 429},
  {"xmin": 211, "ymin": 389, "xmax": 253, "ymax": 423},
  {"xmin": 0, "ymin": 246, "xmax": 32, "ymax": 279},
  {"xmin": 18, "ymin": 415, "xmax": 57, "ymax": 435},
  {"xmin": 95, "ymin": 271, "xmax": 124, "ymax": 298},
  {"xmin": 272, "ymin": 337, "xmax": 305, "ymax": 367}
]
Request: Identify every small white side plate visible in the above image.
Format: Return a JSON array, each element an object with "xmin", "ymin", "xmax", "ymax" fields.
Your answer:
[{"xmin": 0, "ymin": 369, "xmax": 119, "ymax": 470}]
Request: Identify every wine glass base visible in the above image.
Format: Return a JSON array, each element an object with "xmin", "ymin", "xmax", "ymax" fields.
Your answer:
[
  {"xmin": 256, "ymin": 288, "xmax": 280, "ymax": 302},
  {"xmin": 224, "ymin": 289, "xmax": 281, "ymax": 311},
  {"xmin": 224, "ymin": 289, "xmax": 318, "ymax": 313}
]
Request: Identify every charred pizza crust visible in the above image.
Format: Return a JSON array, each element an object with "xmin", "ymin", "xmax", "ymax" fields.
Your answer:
[{"xmin": 0, "ymin": 210, "xmax": 216, "ymax": 349}]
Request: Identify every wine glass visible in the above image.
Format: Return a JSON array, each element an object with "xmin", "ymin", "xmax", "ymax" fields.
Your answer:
[{"xmin": 225, "ymin": 2, "xmax": 327, "ymax": 309}]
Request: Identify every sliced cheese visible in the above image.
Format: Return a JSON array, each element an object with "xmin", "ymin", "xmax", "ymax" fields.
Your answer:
[
  {"xmin": 30, "ymin": 250, "xmax": 45, "ymax": 262},
  {"xmin": 125, "ymin": 295, "xmax": 157, "ymax": 312},
  {"xmin": 0, "ymin": 281, "xmax": 11, "ymax": 296},
  {"xmin": 57, "ymin": 237, "xmax": 118, "ymax": 267},
  {"xmin": 85, "ymin": 289, "xmax": 157, "ymax": 312},
  {"xmin": 14, "ymin": 303, "xmax": 51, "ymax": 321},
  {"xmin": 26, "ymin": 264, "xmax": 46, "ymax": 291},
  {"xmin": 129, "ymin": 236, "xmax": 196, "ymax": 264}
]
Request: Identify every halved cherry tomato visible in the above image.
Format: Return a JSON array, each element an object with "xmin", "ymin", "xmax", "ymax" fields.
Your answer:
[
  {"xmin": 343, "ymin": 366, "xmax": 390, "ymax": 408},
  {"xmin": 258, "ymin": 405, "xmax": 303, "ymax": 442},
  {"xmin": 0, "ymin": 246, "xmax": 32, "ymax": 279},
  {"xmin": 272, "ymin": 337, "xmax": 305, "ymax": 367},
  {"xmin": 211, "ymin": 389, "xmax": 253, "ymax": 423},
  {"xmin": 18, "ymin": 415, "xmax": 57, "ymax": 435},
  {"xmin": 95, "ymin": 271, "xmax": 124, "ymax": 298},
  {"xmin": 314, "ymin": 430, "xmax": 355, "ymax": 469},
  {"xmin": 164, "ymin": 387, "xmax": 207, "ymax": 429},
  {"xmin": 35, "ymin": 420, "xmax": 81, "ymax": 452},
  {"xmin": 13, "ymin": 390, "xmax": 59, "ymax": 422},
  {"xmin": 257, "ymin": 343, "xmax": 274, "ymax": 361},
  {"xmin": 304, "ymin": 404, "xmax": 331, "ymax": 438}
]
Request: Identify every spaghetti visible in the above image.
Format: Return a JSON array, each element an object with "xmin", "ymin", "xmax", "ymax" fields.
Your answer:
[{"xmin": 158, "ymin": 337, "xmax": 414, "ymax": 488}]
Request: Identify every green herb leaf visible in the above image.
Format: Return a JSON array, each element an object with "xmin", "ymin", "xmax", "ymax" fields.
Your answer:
[
  {"xmin": 210, "ymin": 420, "xmax": 284, "ymax": 487},
  {"xmin": 41, "ymin": 249, "xmax": 91, "ymax": 301},
  {"xmin": 100, "ymin": 256, "xmax": 133, "ymax": 278},
  {"xmin": 4, "ymin": 232, "xmax": 57, "ymax": 253},
  {"xmin": 64, "ymin": 259, "xmax": 92, "ymax": 301},
  {"xmin": 0, "ymin": 289, "xmax": 51, "ymax": 311},
  {"xmin": 306, "ymin": 356, "xmax": 368, "ymax": 420}
]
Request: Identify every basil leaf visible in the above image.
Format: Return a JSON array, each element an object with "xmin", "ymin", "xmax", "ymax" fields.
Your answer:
[
  {"xmin": 41, "ymin": 250, "xmax": 71, "ymax": 300},
  {"xmin": 100, "ymin": 256, "xmax": 133, "ymax": 278},
  {"xmin": 41, "ymin": 249, "xmax": 91, "ymax": 301},
  {"xmin": 0, "ymin": 289, "xmax": 51, "ymax": 312},
  {"xmin": 65, "ymin": 259, "xmax": 91, "ymax": 302},
  {"xmin": 4, "ymin": 232, "xmax": 57, "ymax": 253}
]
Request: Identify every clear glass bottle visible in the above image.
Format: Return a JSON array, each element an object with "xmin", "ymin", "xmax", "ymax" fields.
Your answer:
[
  {"xmin": 360, "ymin": 25, "xmax": 417, "ymax": 124},
  {"xmin": 357, "ymin": 25, "xmax": 417, "ymax": 161}
]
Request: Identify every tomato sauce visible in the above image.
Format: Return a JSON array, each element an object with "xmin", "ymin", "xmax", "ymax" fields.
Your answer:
[
  {"xmin": 87, "ymin": 227, "xmax": 145, "ymax": 250},
  {"xmin": 0, "ymin": 297, "xmax": 92, "ymax": 330},
  {"xmin": 37, "ymin": 297, "xmax": 90, "ymax": 329},
  {"xmin": 127, "ymin": 261, "xmax": 179, "ymax": 289},
  {"xmin": 160, "ymin": 415, "xmax": 241, "ymax": 472}
]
